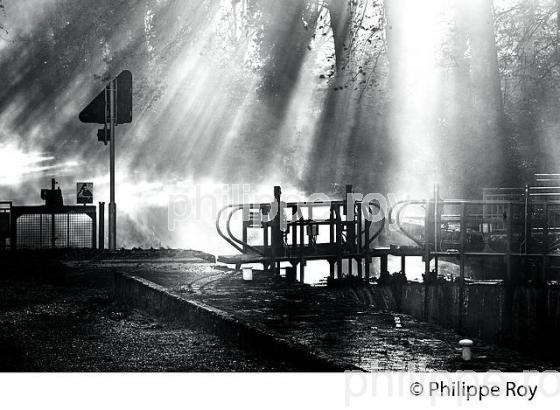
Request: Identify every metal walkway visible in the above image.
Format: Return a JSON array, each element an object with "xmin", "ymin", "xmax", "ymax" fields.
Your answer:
[{"xmin": 216, "ymin": 184, "xmax": 560, "ymax": 284}]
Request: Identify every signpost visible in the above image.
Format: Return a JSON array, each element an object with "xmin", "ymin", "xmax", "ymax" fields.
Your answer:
[
  {"xmin": 77, "ymin": 182, "xmax": 94, "ymax": 204},
  {"xmin": 79, "ymin": 70, "xmax": 132, "ymax": 250}
]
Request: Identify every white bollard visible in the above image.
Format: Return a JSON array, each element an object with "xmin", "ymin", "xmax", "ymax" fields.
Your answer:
[
  {"xmin": 459, "ymin": 339, "xmax": 473, "ymax": 361},
  {"xmin": 242, "ymin": 267, "xmax": 253, "ymax": 281}
]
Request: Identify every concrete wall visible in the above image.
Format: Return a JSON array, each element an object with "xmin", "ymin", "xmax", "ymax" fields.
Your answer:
[
  {"xmin": 114, "ymin": 272, "xmax": 362, "ymax": 371},
  {"xmin": 395, "ymin": 282, "xmax": 560, "ymax": 357}
]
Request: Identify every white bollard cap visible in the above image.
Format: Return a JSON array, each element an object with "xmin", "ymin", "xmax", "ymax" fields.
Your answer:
[
  {"xmin": 242, "ymin": 267, "xmax": 253, "ymax": 281},
  {"xmin": 459, "ymin": 339, "xmax": 473, "ymax": 347}
]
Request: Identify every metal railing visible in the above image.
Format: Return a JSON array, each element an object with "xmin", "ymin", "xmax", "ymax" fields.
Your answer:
[{"xmin": 10, "ymin": 205, "xmax": 97, "ymax": 250}]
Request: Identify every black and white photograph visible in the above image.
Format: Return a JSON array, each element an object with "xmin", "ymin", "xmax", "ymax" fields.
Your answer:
[{"xmin": 1, "ymin": 0, "xmax": 560, "ymax": 408}]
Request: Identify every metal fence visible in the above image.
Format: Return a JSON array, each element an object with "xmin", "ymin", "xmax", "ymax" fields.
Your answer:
[
  {"xmin": 10, "ymin": 206, "xmax": 97, "ymax": 250},
  {"xmin": 0, "ymin": 202, "xmax": 11, "ymax": 251}
]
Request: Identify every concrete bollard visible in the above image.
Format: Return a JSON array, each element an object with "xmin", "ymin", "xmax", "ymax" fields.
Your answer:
[
  {"xmin": 459, "ymin": 339, "xmax": 473, "ymax": 361},
  {"xmin": 242, "ymin": 267, "xmax": 253, "ymax": 281}
]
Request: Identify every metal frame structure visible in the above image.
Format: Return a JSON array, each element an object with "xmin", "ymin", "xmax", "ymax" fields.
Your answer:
[
  {"xmin": 217, "ymin": 185, "xmax": 560, "ymax": 285},
  {"xmin": 217, "ymin": 185, "xmax": 394, "ymax": 283},
  {"xmin": 10, "ymin": 205, "xmax": 97, "ymax": 250}
]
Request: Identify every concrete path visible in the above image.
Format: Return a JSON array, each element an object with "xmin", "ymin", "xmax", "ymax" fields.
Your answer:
[{"xmin": 103, "ymin": 258, "xmax": 559, "ymax": 372}]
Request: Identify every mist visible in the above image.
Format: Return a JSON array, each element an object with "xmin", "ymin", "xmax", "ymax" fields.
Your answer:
[{"xmin": 1, "ymin": 0, "xmax": 559, "ymax": 254}]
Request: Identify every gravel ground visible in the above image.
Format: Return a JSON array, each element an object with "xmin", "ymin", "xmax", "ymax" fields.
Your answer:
[{"xmin": 0, "ymin": 259, "xmax": 304, "ymax": 372}]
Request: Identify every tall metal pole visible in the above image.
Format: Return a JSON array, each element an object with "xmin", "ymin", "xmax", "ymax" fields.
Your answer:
[
  {"xmin": 108, "ymin": 80, "xmax": 117, "ymax": 250},
  {"xmin": 99, "ymin": 201, "xmax": 105, "ymax": 250}
]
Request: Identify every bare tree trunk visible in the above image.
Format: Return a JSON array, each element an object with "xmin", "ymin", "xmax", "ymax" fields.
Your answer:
[
  {"xmin": 462, "ymin": 0, "xmax": 507, "ymax": 190},
  {"xmin": 328, "ymin": 0, "xmax": 353, "ymax": 77},
  {"xmin": 259, "ymin": 0, "xmax": 317, "ymax": 107}
]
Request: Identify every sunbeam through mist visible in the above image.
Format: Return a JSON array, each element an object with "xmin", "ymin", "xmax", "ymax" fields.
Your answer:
[{"xmin": 0, "ymin": 0, "xmax": 557, "ymax": 254}]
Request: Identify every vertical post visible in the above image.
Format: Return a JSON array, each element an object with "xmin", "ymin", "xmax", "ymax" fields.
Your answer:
[
  {"xmin": 242, "ymin": 207, "xmax": 248, "ymax": 253},
  {"xmin": 346, "ymin": 185, "xmax": 354, "ymax": 278},
  {"xmin": 424, "ymin": 200, "xmax": 431, "ymax": 277},
  {"xmin": 291, "ymin": 205, "xmax": 297, "ymax": 248},
  {"xmin": 263, "ymin": 206, "xmax": 269, "ymax": 256},
  {"xmin": 523, "ymin": 184, "xmax": 530, "ymax": 254},
  {"xmin": 364, "ymin": 202, "xmax": 371, "ymax": 282},
  {"xmin": 335, "ymin": 206, "xmax": 343, "ymax": 279},
  {"xmin": 91, "ymin": 208, "xmax": 97, "ymax": 250},
  {"xmin": 299, "ymin": 208, "xmax": 305, "ymax": 280},
  {"xmin": 108, "ymin": 80, "xmax": 117, "ymax": 250},
  {"xmin": 458, "ymin": 202, "xmax": 466, "ymax": 332},
  {"xmin": 308, "ymin": 206, "xmax": 314, "ymax": 246},
  {"xmin": 506, "ymin": 202, "xmax": 513, "ymax": 283},
  {"xmin": 271, "ymin": 186, "xmax": 282, "ymax": 275},
  {"xmin": 99, "ymin": 202, "xmax": 105, "ymax": 250},
  {"xmin": 543, "ymin": 202, "xmax": 549, "ymax": 284},
  {"xmin": 10, "ymin": 211, "xmax": 17, "ymax": 251},
  {"xmin": 51, "ymin": 178, "xmax": 56, "ymax": 249},
  {"xmin": 434, "ymin": 184, "xmax": 440, "ymax": 274},
  {"xmin": 504, "ymin": 201, "xmax": 514, "ymax": 340},
  {"xmin": 401, "ymin": 256, "xmax": 406, "ymax": 274},
  {"xmin": 357, "ymin": 202, "xmax": 363, "ymax": 280},
  {"xmin": 39, "ymin": 213, "xmax": 43, "ymax": 248},
  {"xmin": 51, "ymin": 212, "xmax": 56, "ymax": 249},
  {"xmin": 380, "ymin": 255, "xmax": 388, "ymax": 277}
]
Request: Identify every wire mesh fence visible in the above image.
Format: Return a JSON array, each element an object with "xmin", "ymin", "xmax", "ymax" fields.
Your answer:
[{"xmin": 11, "ymin": 206, "xmax": 96, "ymax": 250}]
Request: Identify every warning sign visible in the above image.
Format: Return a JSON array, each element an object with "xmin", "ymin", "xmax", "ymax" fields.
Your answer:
[{"xmin": 77, "ymin": 182, "xmax": 94, "ymax": 204}]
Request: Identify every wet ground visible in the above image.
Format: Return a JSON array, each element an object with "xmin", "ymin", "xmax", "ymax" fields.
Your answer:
[
  {"xmin": 107, "ymin": 256, "xmax": 560, "ymax": 372},
  {"xmin": 2, "ymin": 249, "xmax": 559, "ymax": 372},
  {"xmin": 0, "ymin": 252, "xmax": 305, "ymax": 371}
]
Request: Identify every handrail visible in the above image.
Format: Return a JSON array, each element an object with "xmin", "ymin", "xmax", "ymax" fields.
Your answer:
[
  {"xmin": 217, "ymin": 198, "xmax": 389, "ymax": 255},
  {"xmin": 215, "ymin": 204, "xmax": 244, "ymax": 253},
  {"xmin": 389, "ymin": 200, "xmax": 427, "ymax": 247},
  {"xmin": 225, "ymin": 205, "xmax": 265, "ymax": 256}
]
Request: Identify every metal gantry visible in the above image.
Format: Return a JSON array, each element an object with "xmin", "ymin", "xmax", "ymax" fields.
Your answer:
[{"xmin": 217, "ymin": 184, "xmax": 560, "ymax": 284}]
